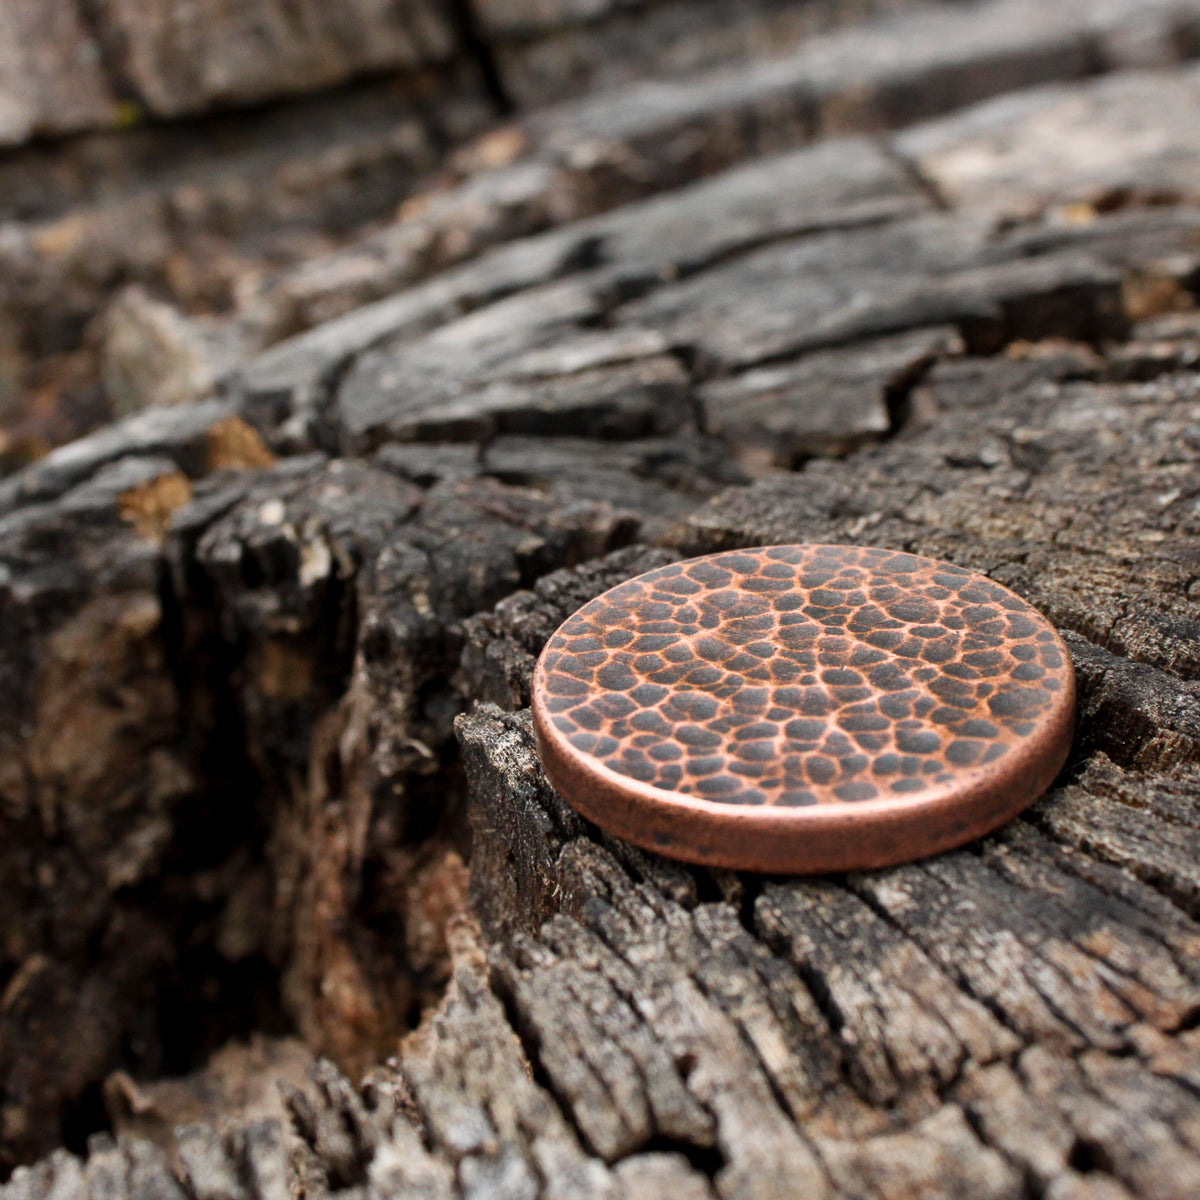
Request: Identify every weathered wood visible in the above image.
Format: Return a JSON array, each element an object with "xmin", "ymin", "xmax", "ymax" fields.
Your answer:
[
  {"xmin": 4, "ymin": 3, "xmax": 1200, "ymax": 1197},
  {"xmin": 448, "ymin": 296, "xmax": 1200, "ymax": 1195},
  {"xmin": 0, "ymin": 0, "xmax": 458, "ymax": 142},
  {"xmin": 230, "ymin": 0, "xmax": 1200, "ymax": 378},
  {"xmin": 7, "ymin": 0, "xmax": 1200, "ymax": 468}
]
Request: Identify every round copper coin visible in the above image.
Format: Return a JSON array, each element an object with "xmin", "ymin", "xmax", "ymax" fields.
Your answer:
[{"xmin": 531, "ymin": 545, "xmax": 1076, "ymax": 873}]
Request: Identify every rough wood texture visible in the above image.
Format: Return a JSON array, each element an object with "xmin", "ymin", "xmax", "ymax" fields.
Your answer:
[
  {"xmin": 4, "ymin": 1, "xmax": 1200, "ymax": 1196},
  {"xmin": 6, "ymin": 0, "xmax": 1200, "ymax": 466},
  {"xmin": 0, "ymin": 0, "xmax": 982, "ymax": 144},
  {"xmin": 0, "ymin": 0, "xmax": 456, "ymax": 142}
]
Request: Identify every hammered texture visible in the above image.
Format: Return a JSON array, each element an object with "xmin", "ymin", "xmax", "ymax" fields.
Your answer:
[{"xmin": 537, "ymin": 545, "xmax": 1070, "ymax": 808}]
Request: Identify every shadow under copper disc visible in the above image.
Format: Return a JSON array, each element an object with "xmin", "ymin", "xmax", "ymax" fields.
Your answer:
[{"xmin": 531, "ymin": 545, "xmax": 1076, "ymax": 873}]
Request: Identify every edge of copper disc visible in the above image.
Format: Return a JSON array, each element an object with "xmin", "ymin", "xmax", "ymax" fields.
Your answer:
[{"xmin": 530, "ymin": 548, "xmax": 1077, "ymax": 874}]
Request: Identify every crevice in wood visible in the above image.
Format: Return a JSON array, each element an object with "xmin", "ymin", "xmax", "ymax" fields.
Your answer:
[
  {"xmin": 879, "ymin": 137, "xmax": 953, "ymax": 214},
  {"xmin": 1025, "ymin": 800, "xmax": 1200, "ymax": 931},
  {"xmin": 1066, "ymin": 1134, "xmax": 1115, "ymax": 1177},
  {"xmin": 844, "ymin": 867, "xmax": 1036, "ymax": 1062},
  {"xmin": 449, "ymin": 0, "xmax": 515, "ymax": 114},
  {"xmin": 632, "ymin": 1134, "xmax": 725, "ymax": 1179},
  {"xmin": 69, "ymin": 0, "xmax": 147, "ymax": 112}
]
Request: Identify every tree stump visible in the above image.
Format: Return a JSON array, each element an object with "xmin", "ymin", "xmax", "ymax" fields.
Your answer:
[{"xmin": 5, "ymin": 2, "xmax": 1200, "ymax": 1198}]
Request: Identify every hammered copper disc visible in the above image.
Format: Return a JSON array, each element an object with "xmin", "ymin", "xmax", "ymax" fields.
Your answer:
[{"xmin": 531, "ymin": 545, "xmax": 1076, "ymax": 873}]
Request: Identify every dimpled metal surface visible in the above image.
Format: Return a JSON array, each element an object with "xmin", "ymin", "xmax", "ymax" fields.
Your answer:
[{"xmin": 531, "ymin": 545, "xmax": 1076, "ymax": 873}]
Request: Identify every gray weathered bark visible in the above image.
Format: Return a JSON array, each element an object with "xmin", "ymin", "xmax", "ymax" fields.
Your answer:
[
  {"xmin": 4, "ymin": 0, "xmax": 1196, "ymax": 463},
  {"xmin": 4, "ymin": 2, "xmax": 1200, "ymax": 1197}
]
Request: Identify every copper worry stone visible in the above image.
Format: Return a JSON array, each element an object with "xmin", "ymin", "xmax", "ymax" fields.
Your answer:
[{"xmin": 531, "ymin": 545, "xmax": 1076, "ymax": 873}]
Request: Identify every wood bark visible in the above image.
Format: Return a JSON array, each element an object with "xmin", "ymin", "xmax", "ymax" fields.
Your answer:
[
  {"xmin": 4, "ymin": 2, "xmax": 1200, "ymax": 1197},
  {"xmin": 2, "ymin": 0, "xmax": 1194, "ymax": 462}
]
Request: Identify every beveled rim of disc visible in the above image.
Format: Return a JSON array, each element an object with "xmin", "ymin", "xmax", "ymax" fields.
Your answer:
[{"xmin": 531, "ymin": 544, "xmax": 1076, "ymax": 873}]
